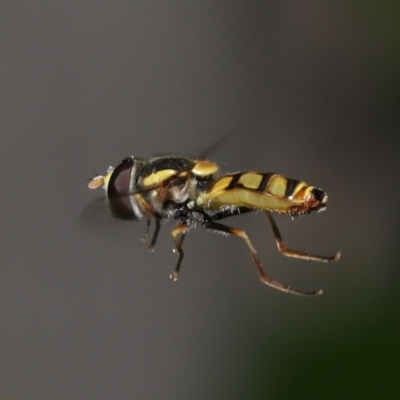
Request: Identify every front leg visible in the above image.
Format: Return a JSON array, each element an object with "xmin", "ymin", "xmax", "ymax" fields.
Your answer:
[{"xmin": 141, "ymin": 218, "xmax": 161, "ymax": 252}]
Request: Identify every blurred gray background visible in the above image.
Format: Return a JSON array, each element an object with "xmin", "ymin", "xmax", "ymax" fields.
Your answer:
[{"xmin": 1, "ymin": 1, "xmax": 399, "ymax": 399}]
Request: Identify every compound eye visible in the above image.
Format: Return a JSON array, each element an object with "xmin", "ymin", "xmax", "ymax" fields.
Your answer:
[{"xmin": 107, "ymin": 157, "xmax": 133, "ymax": 197}]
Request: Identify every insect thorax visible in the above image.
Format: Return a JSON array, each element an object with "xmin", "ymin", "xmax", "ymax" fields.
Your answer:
[{"xmin": 110, "ymin": 156, "xmax": 214, "ymax": 221}]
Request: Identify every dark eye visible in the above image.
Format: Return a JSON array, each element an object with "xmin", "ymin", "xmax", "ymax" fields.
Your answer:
[{"xmin": 107, "ymin": 157, "xmax": 133, "ymax": 198}]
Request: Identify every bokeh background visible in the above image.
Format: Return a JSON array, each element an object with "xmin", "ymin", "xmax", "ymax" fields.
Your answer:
[{"xmin": 1, "ymin": 1, "xmax": 399, "ymax": 399}]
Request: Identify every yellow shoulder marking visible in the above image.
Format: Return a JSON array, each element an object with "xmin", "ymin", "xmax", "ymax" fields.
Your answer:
[
  {"xmin": 142, "ymin": 169, "xmax": 177, "ymax": 187},
  {"xmin": 192, "ymin": 160, "xmax": 219, "ymax": 177}
]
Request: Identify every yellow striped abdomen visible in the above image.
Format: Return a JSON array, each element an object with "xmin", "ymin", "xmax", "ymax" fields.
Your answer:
[{"xmin": 196, "ymin": 172, "xmax": 327, "ymax": 215}]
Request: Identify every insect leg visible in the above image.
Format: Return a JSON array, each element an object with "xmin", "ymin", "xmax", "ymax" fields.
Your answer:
[
  {"xmin": 202, "ymin": 220, "xmax": 322, "ymax": 296},
  {"xmin": 141, "ymin": 218, "xmax": 152, "ymax": 243},
  {"xmin": 146, "ymin": 218, "xmax": 161, "ymax": 252},
  {"xmin": 170, "ymin": 222, "xmax": 188, "ymax": 281},
  {"xmin": 266, "ymin": 211, "xmax": 341, "ymax": 262}
]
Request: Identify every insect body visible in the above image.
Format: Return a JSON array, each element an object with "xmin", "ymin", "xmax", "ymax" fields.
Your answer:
[{"xmin": 88, "ymin": 155, "xmax": 340, "ymax": 296}]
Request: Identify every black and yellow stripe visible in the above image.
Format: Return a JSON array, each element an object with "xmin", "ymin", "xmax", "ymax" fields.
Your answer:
[{"xmin": 196, "ymin": 172, "xmax": 327, "ymax": 215}]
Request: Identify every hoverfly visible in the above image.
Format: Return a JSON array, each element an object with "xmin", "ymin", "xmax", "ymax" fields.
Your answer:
[{"xmin": 88, "ymin": 155, "xmax": 340, "ymax": 296}]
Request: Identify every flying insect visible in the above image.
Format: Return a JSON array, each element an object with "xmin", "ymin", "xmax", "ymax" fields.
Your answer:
[{"xmin": 88, "ymin": 155, "xmax": 340, "ymax": 296}]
